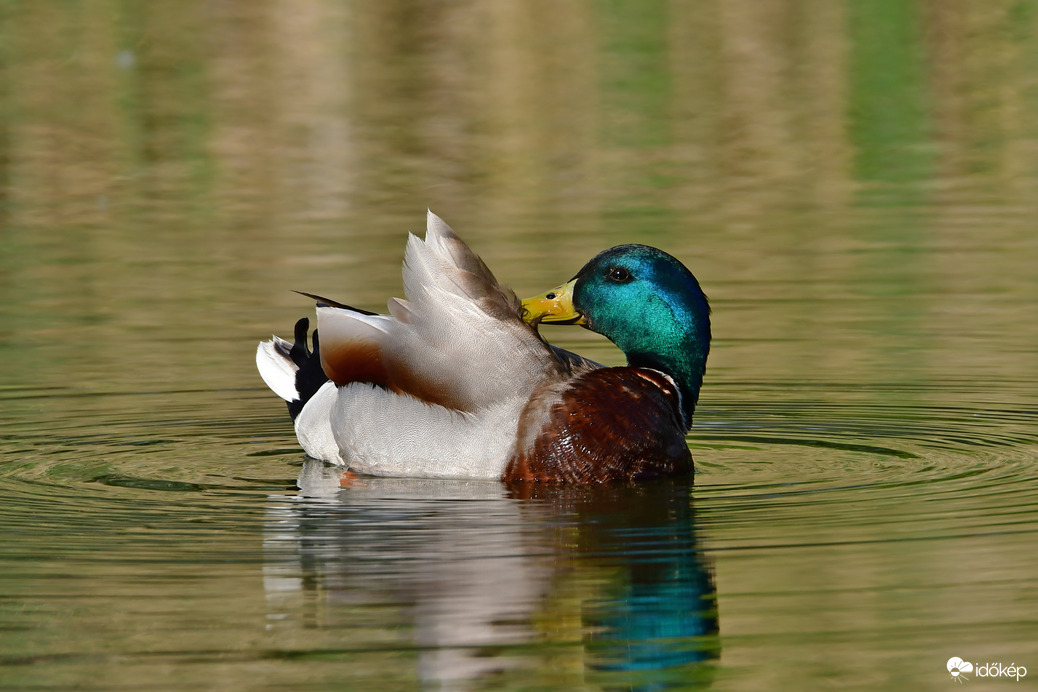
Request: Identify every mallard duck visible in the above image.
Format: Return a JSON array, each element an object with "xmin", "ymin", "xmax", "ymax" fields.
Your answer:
[{"xmin": 256, "ymin": 212, "xmax": 710, "ymax": 483}]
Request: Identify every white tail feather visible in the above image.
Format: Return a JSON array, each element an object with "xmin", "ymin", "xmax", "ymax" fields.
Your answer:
[{"xmin": 256, "ymin": 337, "xmax": 300, "ymax": 402}]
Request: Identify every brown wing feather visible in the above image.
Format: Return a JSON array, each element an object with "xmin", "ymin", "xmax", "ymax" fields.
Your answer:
[
  {"xmin": 317, "ymin": 322, "xmax": 481, "ymax": 411},
  {"xmin": 315, "ymin": 301, "xmax": 560, "ymax": 412},
  {"xmin": 319, "ymin": 338, "xmax": 389, "ymax": 389}
]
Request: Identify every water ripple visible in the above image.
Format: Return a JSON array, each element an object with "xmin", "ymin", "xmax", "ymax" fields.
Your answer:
[{"xmin": 1, "ymin": 383, "xmax": 1036, "ymax": 553}]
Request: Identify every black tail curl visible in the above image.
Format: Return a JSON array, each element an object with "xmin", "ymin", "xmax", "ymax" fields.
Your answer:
[{"xmin": 285, "ymin": 317, "xmax": 330, "ymax": 420}]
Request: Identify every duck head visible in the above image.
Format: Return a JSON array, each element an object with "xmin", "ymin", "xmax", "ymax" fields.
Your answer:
[{"xmin": 523, "ymin": 244, "xmax": 711, "ymax": 428}]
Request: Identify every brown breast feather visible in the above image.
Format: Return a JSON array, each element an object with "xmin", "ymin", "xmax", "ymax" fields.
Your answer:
[{"xmin": 504, "ymin": 367, "xmax": 693, "ymax": 483}]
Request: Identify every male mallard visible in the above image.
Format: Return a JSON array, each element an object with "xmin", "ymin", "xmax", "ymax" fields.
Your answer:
[{"xmin": 256, "ymin": 212, "xmax": 710, "ymax": 483}]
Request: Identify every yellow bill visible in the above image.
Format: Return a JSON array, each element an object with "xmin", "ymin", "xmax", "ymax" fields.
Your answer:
[{"xmin": 521, "ymin": 278, "xmax": 585, "ymax": 325}]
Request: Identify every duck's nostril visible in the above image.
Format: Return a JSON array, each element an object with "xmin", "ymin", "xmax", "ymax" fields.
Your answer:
[{"xmin": 545, "ymin": 292, "xmax": 556, "ymax": 300}]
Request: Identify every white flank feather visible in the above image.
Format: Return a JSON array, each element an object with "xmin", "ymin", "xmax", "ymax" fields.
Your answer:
[
  {"xmin": 294, "ymin": 381, "xmax": 346, "ymax": 466},
  {"xmin": 329, "ymin": 384, "xmax": 523, "ymax": 478}
]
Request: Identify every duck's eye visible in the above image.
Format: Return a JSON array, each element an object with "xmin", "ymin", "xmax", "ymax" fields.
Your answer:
[{"xmin": 607, "ymin": 266, "xmax": 631, "ymax": 283}]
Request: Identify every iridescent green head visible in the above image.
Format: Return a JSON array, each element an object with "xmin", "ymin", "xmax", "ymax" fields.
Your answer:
[{"xmin": 523, "ymin": 244, "xmax": 711, "ymax": 427}]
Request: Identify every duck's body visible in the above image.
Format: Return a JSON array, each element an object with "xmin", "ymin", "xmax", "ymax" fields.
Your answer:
[{"xmin": 256, "ymin": 212, "xmax": 710, "ymax": 483}]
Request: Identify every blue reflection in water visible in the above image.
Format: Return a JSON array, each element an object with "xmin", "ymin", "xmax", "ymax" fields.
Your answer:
[{"xmin": 513, "ymin": 480, "xmax": 719, "ymax": 690}]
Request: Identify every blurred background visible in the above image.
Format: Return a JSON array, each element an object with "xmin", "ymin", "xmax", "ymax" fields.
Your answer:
[
  {"xmin": 1, "ymin": 2, "xmax": 1037, "ymax": 690},
  {"xmin": 2, "ymin": 0, "xmax": 1036, "ymax": 393}
]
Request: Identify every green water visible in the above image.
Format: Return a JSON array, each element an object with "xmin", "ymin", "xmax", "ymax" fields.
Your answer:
[{"xmin": 2, "ymin": 2, "xmax": 1038, "ymax": 690}]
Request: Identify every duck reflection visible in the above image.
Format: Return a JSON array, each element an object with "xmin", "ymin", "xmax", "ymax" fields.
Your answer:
[{"xmin": 263, "ymin": 460, "xmax": 719, "ymax": 690}]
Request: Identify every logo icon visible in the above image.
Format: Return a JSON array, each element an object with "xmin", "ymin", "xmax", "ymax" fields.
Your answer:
[{"xmin": 948, "ymin": 657, "xmax": 973, "ymax": 683}]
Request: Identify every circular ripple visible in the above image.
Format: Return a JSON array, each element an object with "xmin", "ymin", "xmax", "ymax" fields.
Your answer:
[{"xmin": 689, "ymin": 383, "xmax": 1038, "ymax": 547}]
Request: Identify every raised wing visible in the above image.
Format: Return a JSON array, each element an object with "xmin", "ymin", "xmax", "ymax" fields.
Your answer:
[{"xmin": 316, "ymin": 211, "xmax": 568, "ymax": 412}]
